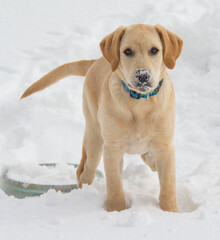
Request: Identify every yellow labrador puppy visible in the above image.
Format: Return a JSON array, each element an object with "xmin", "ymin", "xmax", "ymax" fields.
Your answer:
[{"xmin": 21, "ymin": 24, "xmax": 183, "ymax": 212}]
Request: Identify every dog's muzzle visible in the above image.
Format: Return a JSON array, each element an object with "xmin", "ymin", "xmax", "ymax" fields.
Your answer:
[
  {"xmin": 135, "ymin": 69, "xmax": 151, "ymax": 83},
  {"xmin": 135, "ymin": 69, "xmax": 152, "ymax": 91}
]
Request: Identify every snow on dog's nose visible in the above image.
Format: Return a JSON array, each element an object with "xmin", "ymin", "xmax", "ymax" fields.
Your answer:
[{"xmin": 135, "ymin": 70, "xmax": 152, "ymax": 85}]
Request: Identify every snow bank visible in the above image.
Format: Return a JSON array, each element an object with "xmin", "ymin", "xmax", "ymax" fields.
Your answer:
[
  {"xmin": 0, "ymin": 160, "xmax": 220, "ymax": 239},
  {"xmin": 6, "ymin": 163, "xmax": 77, "ymax": 185}
]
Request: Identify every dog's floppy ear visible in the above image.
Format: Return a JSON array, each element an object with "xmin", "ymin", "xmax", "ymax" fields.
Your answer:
[
  {"xmin": 100, "ymin": 26, "xmax": 126, "ymax": 72},
  {"xmin": 155, "ymin": 25, "xmax": 183, "ymax": 69}
]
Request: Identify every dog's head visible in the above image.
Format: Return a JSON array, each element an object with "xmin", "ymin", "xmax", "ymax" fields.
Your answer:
[{"xmin": 100, "ymin": 24, "xmax": 183, "ymax": 93}]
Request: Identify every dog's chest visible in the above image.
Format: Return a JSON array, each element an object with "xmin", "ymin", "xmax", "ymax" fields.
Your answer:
[
  {"xmin": 126, "ymin": 133, "xmax": 151, "ymax": 155},
  {"xmin": 127, "ymin": 125, "xmax": 150, "ymax": 154},
  {"xmin": 124, "ymin": 112, "xmax": 154, "ymax": 155}
]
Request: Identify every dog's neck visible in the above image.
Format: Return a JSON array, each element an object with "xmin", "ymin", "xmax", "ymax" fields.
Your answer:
[{"xmin": 121, "ymin": 79, "xmax": 164, "ymax": 100}]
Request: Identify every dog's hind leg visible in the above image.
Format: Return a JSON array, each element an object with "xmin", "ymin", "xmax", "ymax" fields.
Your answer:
[
  {"xmin": 141, "ymin": 152, "xmax": 157, "ymax": 171},
  {"xmin": 76, "ymin": 123, "xmax": 103, "ymax": 187}
]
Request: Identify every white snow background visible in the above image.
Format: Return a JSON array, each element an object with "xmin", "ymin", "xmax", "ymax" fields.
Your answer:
[{"xmin": 0, "ymin": 0, "xmax": 220, "ymax": 239}]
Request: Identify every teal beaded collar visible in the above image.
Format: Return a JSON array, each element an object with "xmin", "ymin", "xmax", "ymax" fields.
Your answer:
[{"xmin": 121, "ymin": 78, "xmax": 164, "ymax": 100}]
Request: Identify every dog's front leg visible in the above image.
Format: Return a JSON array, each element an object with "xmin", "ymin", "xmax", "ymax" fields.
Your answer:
[
  {"xmin": 104, "ymin": 144, "xmax": 126, "ymax": 212},
  {"xmin": 153, "ymin": 143, "xmax": 178, "ymax": 212}
]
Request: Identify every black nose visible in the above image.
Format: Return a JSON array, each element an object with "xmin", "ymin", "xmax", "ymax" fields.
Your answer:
[{"xmin": 135, "ymin": 70, "xmax": 151, "ymax": 83}]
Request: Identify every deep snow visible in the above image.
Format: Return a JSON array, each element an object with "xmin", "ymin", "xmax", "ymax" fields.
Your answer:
[{"xmin": 0, "ymin": 0, "xmax": 220, "ymax": 239}]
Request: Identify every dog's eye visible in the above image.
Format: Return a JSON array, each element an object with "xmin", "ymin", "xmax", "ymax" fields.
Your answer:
[
  {"xmin": 124, "ymin": 48, "xmax": 134, "ymax": 57},
  {"xmin": 150, "ymin": 47, "xmax": 159, "ymax": 55}
]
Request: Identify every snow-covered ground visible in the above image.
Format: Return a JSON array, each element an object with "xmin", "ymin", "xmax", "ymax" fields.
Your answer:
[{"xmin": 0, "ymin": 0, "xmax": 220, "ymax": 239}]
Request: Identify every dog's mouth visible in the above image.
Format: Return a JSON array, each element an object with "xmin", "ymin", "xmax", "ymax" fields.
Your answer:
[{"xmin": 128, "ymin": 83, "xmax": 153, "ymax": 93}]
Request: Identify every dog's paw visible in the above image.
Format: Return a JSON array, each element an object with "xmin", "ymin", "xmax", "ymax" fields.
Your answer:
[
  {"xmin": 77, "ymin": 168, "xmax": 95, "ymax": 188},
  {"xmin": 159, "ymin": 195, "xmax": 178, "ymax": 212},
  {"xmin": 106, "ymin": 199, "xmax": 126, "ymax": 212}
]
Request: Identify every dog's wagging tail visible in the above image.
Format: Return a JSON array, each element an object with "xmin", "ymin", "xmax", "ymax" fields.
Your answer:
[{"xmin": 20, "ymin": 60, "xmax": 96, "ymax": 99}]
